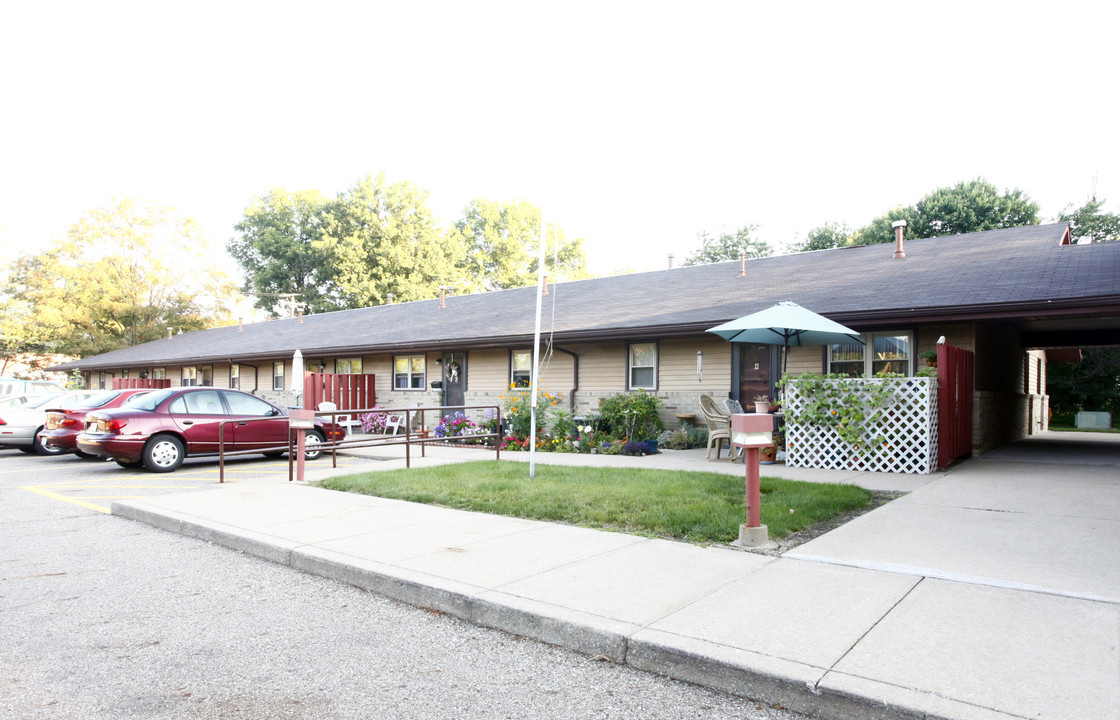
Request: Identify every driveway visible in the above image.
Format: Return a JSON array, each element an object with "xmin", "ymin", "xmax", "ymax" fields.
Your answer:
[{"xmin": 785, "ymin": 430, "xmax": 1120, "ymax": 603}]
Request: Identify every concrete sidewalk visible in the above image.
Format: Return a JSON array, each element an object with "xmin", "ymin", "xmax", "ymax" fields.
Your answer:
[{"xmin": 112, "ymin": 439, "xmax": 1120, "ymax": 720}]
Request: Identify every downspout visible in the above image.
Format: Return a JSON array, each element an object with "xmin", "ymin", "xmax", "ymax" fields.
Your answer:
[
  {"xmin": 236, "ymin": 361, "xmax": 259, "ymax": 395},
  {"xmin": 554, "ymin": 347, "xmax": 579, "ymax": 413}
]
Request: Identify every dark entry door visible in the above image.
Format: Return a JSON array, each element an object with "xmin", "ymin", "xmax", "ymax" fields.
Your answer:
[
  {"xmin": 738, "ymin": 344, "xmax": 773, "ymax": 407},
  {"xmin": 442, "ymin": 352, "xmax": 466, "ymax": 417}
]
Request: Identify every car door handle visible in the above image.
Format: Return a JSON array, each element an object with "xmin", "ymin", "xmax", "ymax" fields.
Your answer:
[
  {"xmin": 182, "ymin": 420, "xmax": 194, "ymax": 425},
  {"xmin": 238, "ymin": 421, "xmax": 248, "ymax": 426}
]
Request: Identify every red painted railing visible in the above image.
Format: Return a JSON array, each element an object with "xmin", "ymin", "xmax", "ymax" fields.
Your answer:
[
  {"xmin": 112, "ymin": 378, "xmax": 172, "ymax": 390},
  {"xmin": 937, "ymin": 343, "xmax": 974, "ymax": 469},
  {"xmin": 303, "ymin": 373, "xmax": 376, "ymax": 411}
]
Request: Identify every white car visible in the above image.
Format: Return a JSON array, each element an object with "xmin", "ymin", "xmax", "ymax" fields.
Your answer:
[{"xmin": 0, "ymin": 390, "xmax": 102, "ymax": 455}]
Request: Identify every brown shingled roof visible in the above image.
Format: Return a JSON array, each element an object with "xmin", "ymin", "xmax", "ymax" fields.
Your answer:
[{"xmin": 56, "ymin": 223, "xmax": 1120, "ymax": 370}]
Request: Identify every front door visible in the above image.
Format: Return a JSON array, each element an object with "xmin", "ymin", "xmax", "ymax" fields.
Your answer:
[
  {"xmin": 442, "ymin": 352, "xmax": 466, "ymax": 417},
  {"xmin": 737, "ymin": 344, "xmax": 773, "ymax": 408}
]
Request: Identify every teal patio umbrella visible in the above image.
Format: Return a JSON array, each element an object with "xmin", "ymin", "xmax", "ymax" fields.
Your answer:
[{"xmin": 707, "ymin": 301, "xmax": 864, "ymax": 373}]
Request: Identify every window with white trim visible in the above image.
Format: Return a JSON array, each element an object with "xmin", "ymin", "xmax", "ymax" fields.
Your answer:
[
  {"xmin": 181, "ymin": 366, "xmax": 197, "ymax": 387},
  {"xmin": 229, "ymin": 364, "xmax": 240, "ymax": 389},
  {"xmin": 511, "ymin": 350, "xmax": 532, "ymax": 387},
  {"xmin": 628, "ymin": 342, "xmax": 657, "ymax": 390},
  {"xmin": 394, "ymin": 355, "xmax": 426, "ymax": 390},
  {"xmin": 335, "ymin": 358, "xmax": 363, "ymax": 374},
  {"xmin": 151, "ymin": 367, "xmax": 166, "ymax": 380},
  {"xmin": 828, "ymin": 332, "xmax": 912, "ymax": 377},
  {"xmin": 273, "ymin": 361, "xmax": 285, "ymax": 391}
]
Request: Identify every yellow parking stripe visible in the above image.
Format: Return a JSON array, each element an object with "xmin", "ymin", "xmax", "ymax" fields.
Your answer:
[{"xmin": 21, "ymin": 486, "xmax": 112, "ymax": 514}]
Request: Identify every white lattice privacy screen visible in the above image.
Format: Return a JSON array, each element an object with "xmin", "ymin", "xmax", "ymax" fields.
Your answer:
[{"xmin": 784, "ymin": 377, "xmax": 939, "ymax": 474}]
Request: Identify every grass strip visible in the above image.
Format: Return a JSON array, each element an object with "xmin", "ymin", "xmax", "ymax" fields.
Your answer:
[{"xmin": 317, "ymin": 460, "xmax": 872, "ymax": 544}]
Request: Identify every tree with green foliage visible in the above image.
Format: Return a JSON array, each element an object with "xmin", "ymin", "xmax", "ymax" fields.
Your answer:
[
  {"xmin": 791, "ymin": 221, "xmax": 851, "ymax": 253},
  {"xmin": 1058, "ymin": 197, "xmax": 1120, "ymax": 244},
  {"xmin": 318, "ymin": 174, "xmax": 462, "ymax": 306},
  {"xmin": 452, "ymin": 198, "xmax": 587, "ymax": 291},
  {"xmin": 849, "ymin": 178, "xmax": 1040, "ymax": 246},
  {"xmin": 228, "ymin": 188, "xmax": 339, "ymax": 316},
  {"xmin": 4, "ymin": 197, "xmax": 237, "ymax": 357},
  {"xmin": 683, "ymin": 225, "xmax": 772, "ymax": 265},
  {"xmin": 1047, "ymin": 349, "xmax": 1120, "ymax": 418}
]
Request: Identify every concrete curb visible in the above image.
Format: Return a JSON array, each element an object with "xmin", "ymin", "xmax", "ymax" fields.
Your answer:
[{"xmin": 111, "ymin": 496, "xmax": 980, "ymax": 720}]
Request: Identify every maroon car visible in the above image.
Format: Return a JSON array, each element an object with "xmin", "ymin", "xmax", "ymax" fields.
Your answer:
[
  {"xmin": 37, "ymin": 388, "xmax": 151, "ymax": 458},
  {"xmin": 75, "ymin": 387, "xmax": 345, "ymax": 472}
]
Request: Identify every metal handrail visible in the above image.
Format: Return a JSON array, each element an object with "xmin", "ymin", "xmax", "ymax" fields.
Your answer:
[{"xmin": 215, "ymin": 404, "xmax": 504, "ymax": 483}]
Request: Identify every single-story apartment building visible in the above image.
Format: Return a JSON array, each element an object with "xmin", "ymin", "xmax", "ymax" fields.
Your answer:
[{"xmin": 54, "ymin": 222, "xmax": 1120, "ymax": 457}]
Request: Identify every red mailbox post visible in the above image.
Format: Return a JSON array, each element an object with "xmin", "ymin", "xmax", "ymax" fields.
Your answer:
[
  {"xmin": 730, "ymin": 413, "xmax": 779, "ymax": 548},
  {"xmin": 289, "ymin": 409, "xmax": 316, "ymax": 483}
]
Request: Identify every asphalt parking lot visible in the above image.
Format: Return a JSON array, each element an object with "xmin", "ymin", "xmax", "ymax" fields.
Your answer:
[{"xmin": 2, "ymin": 448, "xmax": 370, "ymax": 514}]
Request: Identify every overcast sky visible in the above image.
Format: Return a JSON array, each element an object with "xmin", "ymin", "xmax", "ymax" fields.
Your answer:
[{"xmin": 2, "ymin": 1, "xmax": 1117, "ymax": 278}]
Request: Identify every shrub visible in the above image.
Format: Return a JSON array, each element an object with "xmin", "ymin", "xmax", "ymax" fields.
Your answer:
[
  {"xmin": 598, "ymin": 390, "xmax": 664, "ymax": 440},
  {"xmin": 499, "ymin": 384, "xmax": 561, "ymax": 438}
]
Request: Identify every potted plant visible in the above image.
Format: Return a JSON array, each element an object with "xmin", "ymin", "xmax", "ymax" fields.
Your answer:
[
  {"xmin": 760, "ymin": 435, "xmax": 778, "ymax": 464},
  {"xmin": 920, "ymin": 349, "xmax": 938, "ymax": 367},
  {"xmin": 754, "ymin": 394, "xmax": 772, "ymax": 413}
]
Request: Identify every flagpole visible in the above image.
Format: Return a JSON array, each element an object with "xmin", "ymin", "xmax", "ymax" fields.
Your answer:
[{"xmin": 529, "ymin": 213, "xmax": 546, "ymax": 479}]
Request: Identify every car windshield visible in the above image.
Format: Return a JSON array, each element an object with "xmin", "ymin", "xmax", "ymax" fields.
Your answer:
[
  {"xmin": 25, "ymin": 392, "xmax": 66, "ymax": 409},
  {"xmin": 74, "ymin": 391, "xmax": 122, "ymax": 409},
  {"xmin": 127, "ymin": 388, "xmax": 178, "ymax": 412}
]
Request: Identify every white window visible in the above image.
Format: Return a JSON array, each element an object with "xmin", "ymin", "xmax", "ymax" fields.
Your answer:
[
  {"xmin": 151, "ymin": 367, "xmax": 166, "ymax": 380},
  {"xmin": 273, "ymin": 361, "xmax": 285, "ymax": 391},
  {"xmin": 511, "ymin": 350, "xmax": 532, "ymax": 387},
  {"xmin": 335, "ymin": 358, "xmax": 363, "ymax": 374},
  {"xmin": 181, "ymin": 366, "xmax": 197, "ymax": 387},
  {"xmin": 199, "ymin": 365, "xmax": 213, "ymax": 387},
  {"xmin": 629, "ymin": 342, "xmax": 657, "ymax": 390},
  {"xmin": 828, "ymin": 332, "xmax": 913, "ymax": 377},
  {"xmin": 229, "ymin": 364, "xmax": 240, "ymax": 389},
  {"xmin": 394, "ymin": 355, "xmax": 426, "ymax": 390}
]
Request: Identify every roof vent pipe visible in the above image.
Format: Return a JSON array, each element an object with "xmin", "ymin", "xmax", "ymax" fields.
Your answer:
[
  {"xmin": 439, "ymin": 286, "xmax": 447, "ymax": 309},
  {"xmin": 667, "ymin": 253, "xmax": 675, "ymax": 269},
  {"xmin": 298, "ymin": 311, "xmax": 303, "ymax": 324},
  {"xmin": 739, "ymin": 253, "xmax": 746, "ymax": 277},
  {"xmin": 892, "ymin": 220, "xmax": 908, "ymax": 259},
  {"xmin": 542, "ymin": 275, "xmax": 549, "ymax": 296},
  {"xmin": 238, "ymin": 317, "xmax": 243, "ymax": 333},
  {"xmin": 386, "ymin": 293, "xmax": 394, "ymax": 305},
  {"xmin": 167, "ymin": 327, "xmax": 173, "ymax": 339}
]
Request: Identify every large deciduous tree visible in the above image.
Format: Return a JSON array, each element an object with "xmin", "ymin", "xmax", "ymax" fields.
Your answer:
[
  {"xmin": 791, "ymin": 222, "xmax": 851, "ymax": 253},
  {"xmin": 319, "ymin": 174, "xmax": 462, "ymax": 306},
  {"xmin": 452, "ymin": 199, "xmax": 588, "ymax": 291},
  {"xmin": 228, "ymin": 188, "xmax": 339, "ymax": 316},
  {"xmin": 1058, "ymin": 197, "xmax": 1120, "ymax": 244},
  {"xmin": 850, "ymin": 178, "xmax": 1040, "ymax": 246},
  {"xmin": 683, "ymin": 225, "xmax": 772, "ymax": 266},
  {"xmin": 3, "ymin": 198, "xmax": 238, "ymax": 358}
]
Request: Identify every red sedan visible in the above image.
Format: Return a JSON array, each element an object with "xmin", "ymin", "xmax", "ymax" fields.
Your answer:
[
  {"xmin": 75, "ymin": 387, "xmax": 346, "ymax": 472},
  {"xmin": 37, "ymin": 388, "xmax": 152, "ymax": 458}
]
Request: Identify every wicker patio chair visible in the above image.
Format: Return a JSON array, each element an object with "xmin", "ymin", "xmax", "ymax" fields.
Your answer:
[{"xmin": 699, "ymin": 394, "xmax": 732, "ymax": 460}]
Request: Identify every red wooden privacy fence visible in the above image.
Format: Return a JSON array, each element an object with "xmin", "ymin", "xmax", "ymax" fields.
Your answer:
[
  {"xmin": 937, "ymin": 343, "xmax": 974, "ymax": 470},
  {"xmin": 112, "ymin": 378, "xmax": 172, "ymax": 390},
  {"xmin": 303, "ymin": 373, "xmax": 376, "ymax": 411}
]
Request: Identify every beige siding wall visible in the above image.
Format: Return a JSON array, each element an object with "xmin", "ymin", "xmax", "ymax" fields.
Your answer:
[{"xmin": 784, "ymin": 346, "xmax": 824, "ymax": 376}]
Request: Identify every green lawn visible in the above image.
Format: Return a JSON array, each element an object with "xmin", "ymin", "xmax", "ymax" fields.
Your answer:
[{"xmin": 316, "ymin": 460, "xmax": 873, "ymax": 544}]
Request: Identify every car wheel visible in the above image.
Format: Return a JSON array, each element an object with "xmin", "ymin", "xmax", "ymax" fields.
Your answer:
[
  {"xmin": 303, "ymin": 430, "xmax": 325, "ymax": 461},
  {"xmin": 33, "ymin": 429, "xmax": 64, "ymax": 456},
  {"xmin": 143, "ymin": 435, "xmax": 185, "ymax": 473},
  {"xmin": 115, "ymin": 459, "xmax": 144, "ymax": 469}
]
